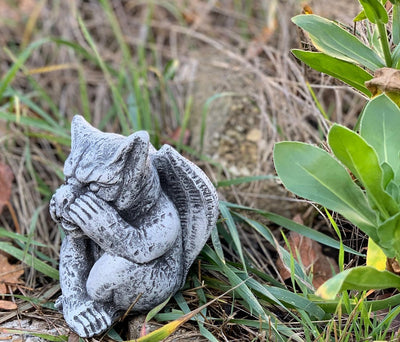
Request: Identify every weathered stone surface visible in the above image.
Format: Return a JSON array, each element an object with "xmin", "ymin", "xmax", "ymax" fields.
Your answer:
[{"xmin": 49, "ymin": 116, "xmax": 219, "ymax": 337}]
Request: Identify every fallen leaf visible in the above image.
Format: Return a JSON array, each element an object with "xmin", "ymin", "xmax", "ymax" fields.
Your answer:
[
  {"xmin": 163, "ymin": 127, "xmax": 191, "ymax": 146},
  {"xmin": 0, "ymin": 163, "xmax": 14, "ymax": 215},
  {"xmin": 302, "ymin": 4, "xmax": 313, "ymax": 14},
  {"xmin": 365, "ymin": 67, "xmax": 400, "ymax": 106},
  {"xmin": 387, "ymin": 258, "xmax": 400, "ymax": 275},
  {"xmin": 182, "ymin": 9, "xmax": 197, "ymax": 25},
  {"xmin": 0, "ymin": 253, "xmax": 24, "ymax": 294},
  {"xmin": 276, "ymin": 230, "xmax": 339, "ymax": 288},
  {"xmin": 365, "ymin": 67, "xmax": 400, "ymax": 96},
  {"xmin": 0, "ymin": 300, "xmax": 17, "ymax": 310}
]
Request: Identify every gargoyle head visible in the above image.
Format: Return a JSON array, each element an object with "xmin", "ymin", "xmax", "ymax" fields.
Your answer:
[{"xmin": 50, "ymin": 116, "xmax": 154, "ymax": 227}]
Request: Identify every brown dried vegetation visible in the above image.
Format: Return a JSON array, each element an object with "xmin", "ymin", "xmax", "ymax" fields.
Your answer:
[{"xmin": 0, "ymin": 0, "xmax": 366, "ymax": 340}]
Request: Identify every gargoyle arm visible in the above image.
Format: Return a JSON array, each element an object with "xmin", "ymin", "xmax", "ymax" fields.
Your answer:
[{"xmin": 68, "ymin": 192, "xmax": 180, "ymax": 264}]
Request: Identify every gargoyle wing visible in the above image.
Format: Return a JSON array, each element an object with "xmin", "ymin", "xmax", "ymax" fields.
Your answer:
[{"xmin": 152, "ymin": 145, "xmax": 219, "ymax": 286}]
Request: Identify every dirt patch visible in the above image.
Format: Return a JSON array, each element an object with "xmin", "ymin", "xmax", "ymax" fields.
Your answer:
[{"xmin": 181, "ymin": 1, "xmax": 365, "ymax": 215}]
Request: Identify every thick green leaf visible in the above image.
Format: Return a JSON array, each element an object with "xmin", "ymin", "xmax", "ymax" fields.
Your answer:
[
  {"xmin": 328, "ymin": 124, "xmax": 399, "ymax": 219},
  {"xmin": 381, "ymin": 162, "xmax": 395, "ymax": 189},
  {"xmin": 292, "ymin": 50, "xmax": 372, "ymax": 96},
  {"xmin": 353, "ymin": 10, "xmax": 368, "ymax": 22},
  {"xmin": 359, "ymin": 0, "xmax": 389, "ymax": 24},
  {"xmin": 387, "ymin": 180, "xmax": 400, "ymax": 203},
  {"xmin": 292, "ymin": 14, "xmax": 384, "ymax": 70},
  {"xmin": 274, "ymin": 142, "xmax": 378, "ymax": 240},
  {"xmin": 316, "ymin": 266, "xmax": 400, "ymax": 299},
  {"xmin": 360, "ymin": 94, "xmax": 400, "ymax": 182},
  {"xmin": 376, "ymin": 212, "xmax": 400, "ymax": 257},
  {"xmin": 366, "ymin": 237, "xmax": 387, "ymax": 270}
]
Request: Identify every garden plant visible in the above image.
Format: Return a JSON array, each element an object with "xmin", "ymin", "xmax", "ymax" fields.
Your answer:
[
  {"xmin": 275, "ymin": 94, "xmax": 400, "ymax": 297},
  {"xmin": 274, "ymin": 0, "xmax": 400, "ymax": 325}
]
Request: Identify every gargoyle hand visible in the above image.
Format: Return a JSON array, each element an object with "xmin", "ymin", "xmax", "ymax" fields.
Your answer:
[{"xmin": 68, "ymin": 192, "xmax": 119, "ymax": 237}]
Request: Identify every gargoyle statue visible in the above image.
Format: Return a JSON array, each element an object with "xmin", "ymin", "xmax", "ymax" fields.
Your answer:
[{"xmin": 50, "ymin": 115, "xmax": 219, "ymax": 337}]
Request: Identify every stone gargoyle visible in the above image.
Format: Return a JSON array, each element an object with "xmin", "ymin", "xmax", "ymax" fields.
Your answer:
[{"xmin": 49, "ymin": 115, "xmax": 219, "ymax": 337}]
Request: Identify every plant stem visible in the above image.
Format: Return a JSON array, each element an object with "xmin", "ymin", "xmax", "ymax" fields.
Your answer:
[{"xmin": 377, "ymin": 22, "xmax": 392, "ymax": 67}]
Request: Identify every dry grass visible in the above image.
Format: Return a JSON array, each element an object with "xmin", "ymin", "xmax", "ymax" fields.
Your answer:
[{"xmin": 0, "ymin": 0, "xmax": 370, "ymax": 340}]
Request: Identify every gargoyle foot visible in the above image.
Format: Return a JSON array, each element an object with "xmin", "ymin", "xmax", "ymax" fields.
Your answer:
[{"xmin": 63, "ymin": 299, "xmax": 117, "ymax": 337}]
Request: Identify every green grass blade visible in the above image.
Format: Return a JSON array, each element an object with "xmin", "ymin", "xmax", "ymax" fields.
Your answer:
[
  {"xmin": 245, "ymin": 277, "xmax": 326, "ymax": 319},
  {"xmin": 77, "ymin": 14, "xmax": 130, "ymax": 134},
  {"xmin": 200, "ymin": 92, "xmax": 237, "ymax": 153},
  {"xmin": 0, "ymin": 111, "xmax": 70, "ymax": 145},
  {"xmin": 0, "ymin": 228, "xmax": 46, "ymax": 247},
  {"xmin": 211, "ymin": 224, "xmax": 225, "ymax": 264},
  {"xmin": 324, "ymin": 209, "xmax": 344, "ymax": 272},
  {"xmin": 99, "ymin": 0, "xmax": 155, "ymax": 135},
  {"xmin": 177, "ymin": 96, "xmax": 192, "ymax": 152},
  {"xmin": 8, "ymin": 89, "xmax": 61, "ymax": 128},
  {"xmin": 219, "ymin": 202, "xmax": 247, "ymax": 273},
  {"xmin": 0, "ymin": 242, "xmax": 59, "ymax": 280},
  {"xmin": 202, "ymin": 245, "xmax": 299, "ymax": 341},
  {"xmin": 51, "ymin": 38, "xmax": 117, "ymax": 75},
  {"xmin": 145, "ymin": 296, "xmax": 172, "ymax": 323},
  {"xmin": 311, "ymin": 292, "xmax": 400, "ymax": 313},
  {"xmin": 372, "ymin": 305, "xmax": 400, "ymax": 335},
  {"xmin": 0, "ymin": 38, "xmax": 49, "ymax": 99},
  {"xmin": 223, "ymin": 201, "xmax": 364, "ymax": 256},
  {"xmin": 0, "ymin": 328, "xmax": 67, "ymax": 342},
  {"xmin": 78, "ymin": 66, "xmax": 91, "ymax": 121},
  {"xmin": 107, "ymin": 329, "xmax": 123, "ymax": 342}
]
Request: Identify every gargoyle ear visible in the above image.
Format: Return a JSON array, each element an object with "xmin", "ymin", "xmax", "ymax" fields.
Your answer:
[
  {"xmin": 116, "ymin": 131, "xmax": 150, "ymax": 171},
  {"xmin": 119, "ymin": 130, "xmax": 149, "ymax": 155},
  {"xmin": 70, "ymin": 115, "xmax": 99, "ymax": 151}
]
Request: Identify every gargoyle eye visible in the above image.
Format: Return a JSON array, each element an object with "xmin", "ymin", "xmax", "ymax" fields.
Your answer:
[{"xmin": 89, "ymin": 183, "xmax": 100, "ymax": 192}]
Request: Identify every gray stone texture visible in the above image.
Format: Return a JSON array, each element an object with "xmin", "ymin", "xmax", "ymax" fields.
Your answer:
[{"xmin": 50, "ymin": 116, "xmax": 218, "ymax": 337}]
